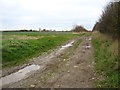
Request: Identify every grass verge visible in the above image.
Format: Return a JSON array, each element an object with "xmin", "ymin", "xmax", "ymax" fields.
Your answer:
[{"xmin": 92, "ymin": 32, "xmax": 119, "ymax": 88}]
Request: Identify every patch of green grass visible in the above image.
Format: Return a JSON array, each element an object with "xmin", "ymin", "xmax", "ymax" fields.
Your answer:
[
  {"xmin": 92, "ymin": 33, "xmax": 119, "ymax": 88},
  {"xmin": 2, "ymin": 31, "xmax": 72, "ymax": 37},
  {"xmin": 2, "ymin": 35, "xmax": 73, "ymax": 68},
  {"xmin": 2, "ymin": 32, "xmax": 89, "ymax": 68},
  {"xmin": 2, "ymin": 32, "xmax": 91, "ymax": 37}
]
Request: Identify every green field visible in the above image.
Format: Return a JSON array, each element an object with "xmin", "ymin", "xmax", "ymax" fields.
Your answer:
[
  {"xmin": 2, "ymin": 31, "xmax": 72, "ymax": 36},
  {"xmin": 2, "ymin": 32, "xmax": 87, "ymax": 68}
]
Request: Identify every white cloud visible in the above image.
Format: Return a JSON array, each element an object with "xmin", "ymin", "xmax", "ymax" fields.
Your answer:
[{"xmin": 0, "ymin": 0, "xmax": 109, "ymax": 30}]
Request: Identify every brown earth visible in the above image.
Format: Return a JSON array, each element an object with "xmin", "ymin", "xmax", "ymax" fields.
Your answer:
[
  {"xmin": 2, "ymin": 36, "xmax": 101, "ymax": 88},
  {"xmin": 3, "ymin": 35, "xmax": 43, "ymax": 40}
]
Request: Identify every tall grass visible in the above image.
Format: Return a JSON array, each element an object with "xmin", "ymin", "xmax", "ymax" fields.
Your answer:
[{"xmin": 92, "ymin": 32, "xmax": 119, "ymax": 88}]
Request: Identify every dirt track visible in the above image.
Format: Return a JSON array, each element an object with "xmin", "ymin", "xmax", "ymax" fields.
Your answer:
[{"xmin": 2, "ymin": 36, "xmax": 98, "ymax": 88}]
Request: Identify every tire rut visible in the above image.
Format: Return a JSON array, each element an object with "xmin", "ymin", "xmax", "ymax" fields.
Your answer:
[{"xmin": 2, "ymin": 36, "xmax": 97, "ymax": 88}]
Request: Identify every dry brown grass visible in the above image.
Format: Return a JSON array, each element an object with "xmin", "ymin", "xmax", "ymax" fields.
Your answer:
[
  {"xmin": 93, "ymin": 32, "xmax": 118, "ymax": 59},
  {"xmin": 11, "ymin": 35, "xmax": 44, "ymax": 40},
  {"xmin": 92, "ymin": 32, "xmax": 119, "ymax": 88}
]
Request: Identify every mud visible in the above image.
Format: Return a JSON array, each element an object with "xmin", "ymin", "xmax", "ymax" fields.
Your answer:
[
  {"xmin": 0, "ymin": 65, "xmax": 42, "ymax": 87},
  {"xmin": 2, "ymin": 36, "xmax": 99, "ymax": 88},
  {"xmin": 3, "ymin": 35, "xmax": 43, "ymax": 40},
  {"xmin": 1, "ymin": 39, "xmax": 75, "ymax": 77},
  {"xmin": 1, "ymin": 40, "xmax": 76, "ymax": 87}
]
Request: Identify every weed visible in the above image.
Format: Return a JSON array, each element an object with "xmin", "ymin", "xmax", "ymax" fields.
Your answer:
[{"xmin": 92, "ymin": 33, "xmax": 119, "ymax": 88}]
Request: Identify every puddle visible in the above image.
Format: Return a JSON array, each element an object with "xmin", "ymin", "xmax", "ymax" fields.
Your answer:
[
  {"xmin": 0, "ymin": 65, "xmax": 41, "ymax": 87},
  {"xmin": 0, "ymin": 40, "xmax": 75, "ymax": 87},
  {"xmin": 56, "ymin": 41, "xmax": 75, "ymax": 54},
  {"xmin": 82, "ymin": 45, "xmax": 91, "ymax": 49},
  {"xmin": 43, "ymin": 40, "xmax": 75, "ymax": 61},
  {"xmin": 32, "ymin": 40, "xmax": 75, "ymax": 65},
  {"xmin": 86, "ymin": 46, "xmax": 91, "ymax": 48},
  {"xmin": 85, "ymin": 37, "xmax": 92, "ymax": 41},
  {"xmin": 88, "ymin": 37, "xmax": 92, "ymax": 41},
  {"xmin": 61, "ymin": 41, "xmax": 74, "ymax": 48}
]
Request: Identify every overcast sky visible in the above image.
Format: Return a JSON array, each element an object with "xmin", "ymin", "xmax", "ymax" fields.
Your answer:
[{"xmin": 0, "ymin": 0, "xmax": 109, "ymax": 31}]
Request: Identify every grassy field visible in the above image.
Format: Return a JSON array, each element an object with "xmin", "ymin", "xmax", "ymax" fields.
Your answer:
[
  {"xmin": 2, "ymin": 31, "xmax": 73, "ymax": 38},
  {"xmin": 2, "ymin": 32, "xmax": 89, "ymax": 68},
  {"xmin": 92, "ymin": 32, "xmax": 119, "ymax": 88},
  {"xmin": 2, "ymin": 31, "xmax": 72, "ymax": 35}
]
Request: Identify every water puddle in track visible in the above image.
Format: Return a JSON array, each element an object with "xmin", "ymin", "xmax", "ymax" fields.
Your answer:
[
  {"xmin": 39, "ymin": 40, "xmax": 75, "ymax": 61},
  {"xmin": 61, "ymin": 41, "xmax": 75, "ymax": 49},
  {"xmin": 56, "ymin": 40, "xmax": 75, "ymax": 54},
  {"xmin": 0, "ymin": 40, "xmax": 75, "ymax": 87},
  {"xmin": 0, "ymin": 65, "xmax": 42, "ymax": 87}
]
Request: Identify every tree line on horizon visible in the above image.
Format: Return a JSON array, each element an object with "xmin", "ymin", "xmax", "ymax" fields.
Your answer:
[{"xmin": 2, "ymin": 26, "xmax": 90, "ymax": 32}]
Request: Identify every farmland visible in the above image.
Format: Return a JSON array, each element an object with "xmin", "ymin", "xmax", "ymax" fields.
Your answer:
[
  {"xmin": 1, "ymin": 31, "xmax": 119, "ymax": 88},
  {"xmin": 0, "ymin": 0, "xmax": 119, "ymax": 88},
  {"xmin": 2, "ymin": 31, "xmax": 95, "ymax": 88},
  {"xmin": 2, "ymin": 32, "xmax": 88, "ymax": 68}
]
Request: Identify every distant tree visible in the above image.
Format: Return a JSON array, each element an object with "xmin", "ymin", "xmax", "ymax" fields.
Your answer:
[
  {"xmin": 71, "ymin": 25, "xmax": 87, "ymax": 32},
  {"xmin": 30, "ymin": 29, "xmax": 32, "ymax": 31},
  {"xmin": 19, "ymin": 29, "xmax": 28, "ymax": 32},
  {"xmin": 42, "ymin": 29, "xmax": 46, "ymax": 32}
]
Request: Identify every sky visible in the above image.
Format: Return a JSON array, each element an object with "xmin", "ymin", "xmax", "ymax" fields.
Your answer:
[{"xmin": 0, "ymin": 0, "xmax": 109, "ymax": 31}]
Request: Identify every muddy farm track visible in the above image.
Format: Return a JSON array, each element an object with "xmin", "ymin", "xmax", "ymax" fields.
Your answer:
[{"xmin": 1, "ymin": 36, "xmax": 99, "ymax": 88}]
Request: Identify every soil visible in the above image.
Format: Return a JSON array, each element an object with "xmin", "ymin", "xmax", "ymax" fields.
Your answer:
[
  {"xmin": 2, "ymin": 36, "xmax": 100, "ymax": 88},
  {"xmin": 3, "ymin": 35, "xmax": 44, "ymax": 40}
]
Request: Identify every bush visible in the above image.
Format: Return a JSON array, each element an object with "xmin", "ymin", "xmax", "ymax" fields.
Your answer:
[
  {"xmin": 71, "ymin": 25, "xmax": 87, "ymax": 32},
  {"xmin": 93, "ymin": 1, "xmax": 120, "ymax": 39}
]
